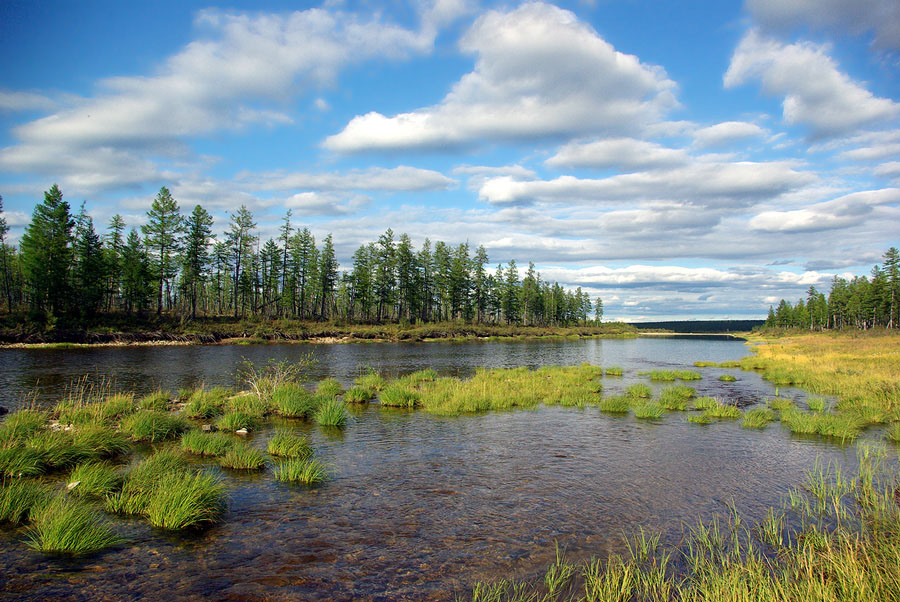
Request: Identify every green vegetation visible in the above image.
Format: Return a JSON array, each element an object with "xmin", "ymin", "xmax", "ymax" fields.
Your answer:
[
  {"xmin": 267, "ymin": 431, "xmax": 313, "ymax": 459},
  {"xmin": 180, "ymin": 430, "xmax": 234, "ymax": 457},
  {"xmin": 273, "ymin": 458, "xmax": 329, "ymax": 485},
  {"xmin": 0, "ymin": 409, "xmax": 47, "ymax": 443},
  {"xmin": 639, "ymin": 369, "xmax": 702, "ymax": 382},
  {"xmin": 67, "ymin": 462, "xmax": 121, "ymax": 498},
  {"xmin": 144, "ymin": 471, "xmax": 226, "ymax": 530},
  {"xmin": 687, "ymin": 413, "xmax": 713, "ymax": 424},
  {"xmin": 702, "ymin": 401, "xmax": 741, "ymax": 419},
  {"xmin": 105, "ymin": 449, "xmax": 188, "ymax": 516},
  {"xmin": 780, "ymin": 409, "xmax": 862, "ymax": 443},
  {"xmin": 26, "ymin": 494, "xmax": 121, "ymax": 555},
  {"xmin": 768, "ymin": 397, "xmax": 796, "ymax": 412},
  {"xmin": 657, "ymin": 386, "xmax": 694, "ymax": 411},
  {"xmin": 270, "ymin": 382, "xmax": 318, "ymax": 418},
  {"xmin": 742, "ymin": 407, "xmax": 776, "ymax": 429},
  {"xmin": 355, "ymin": 369, "xmax": 385, "ymax": 392},
  {"xmin": 718, "ymin": 374, "xmax": 737, "ymax": 382},
  {"xmin": 219, "ymin": 444, "xmax": 266, "ymax": 470},
  {"xmin": 0, "ymin": 480, "xmax": 52, "ymax": 525},
  {"xmin": 216, "ymin": 411, "xmax": 258, "ymax": 432},
  {"xmin": 693, "ymin": 360, "xmax": 741, "ymax": 368},
  {"xmin": 598, "ymin": 395, "xmax": 631, "ymax": 413},
  {"xmin": 625, "ymin": 384, "xmax": 652, "ymax": 399},
  {"xmin": 182, "ymin": 387, "xmax": 229, "ymax": 419},
  {"xmin": 807, "ymin": 396, "xmax": 826, "ymax": 412},
  {"xmin": 72, "ymin": 425, "xmax": 130, "ymax": 458},
  {"xmin": 122, "ymin": 410, "xmax": 189, "ymax": 442},
  {"xmin": 465, "ymin": 444, "xmax": 900, "ymax": 602},
  {"xmin": 344, "ymin": 386, "xmax": 375, "ymax": 403},
  {"xmin": 379, "ymin": 384, "xmax": 421, "ymax": 408},
  {"xmin": 632, "ymin": 402, "xmax": 663, "ymax": 420},
  {"xmin": 315, "ymin": 378, "xmax": 344, "ymax": 398},
  {"xmin": 315, "ymin": 398, "xmax": 348, "ymax": 427},
  {"xmin": 604, "ymin": 366, "xmax": 623, "ymax": 376}
]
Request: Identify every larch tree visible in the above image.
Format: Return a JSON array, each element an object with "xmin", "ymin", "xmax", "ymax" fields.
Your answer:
[
  {"xmin": 181, "ymin": 205, "xmax": 214, "ymax": 320},
  {"xmin": 20, "ymin": 184, "xmax": 74, "ymax": 317},
  {"xmin": 142, "ymin": 187, "xmax": 184, "ymax": 315}
]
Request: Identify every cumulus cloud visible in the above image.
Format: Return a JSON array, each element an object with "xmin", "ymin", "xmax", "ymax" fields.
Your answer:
[
  {"xmin": 0, "ymin": 7, "xmax": 438, "ymax": 193},
  {"xmin": 749, "ymin": 188, "xmax": 900, "ymax": 232},
  {"xmin": 478, "ymin": 160, "xmax": 812, "ymax": 206},
  {"xmin": 245, "ymin": 166, "xmax": 455, "ymax": 192},
  {"xmin": 324, "ymin": 2, "xmax": 677, "ymax": 151},
  {"xmin": 725, "ymin": 30, "xmax": 899, "ymax": 138},
  {"xmin": 545, "ymin": 138, "xmax": 688, "ymax": 171},
  {"xmin": 745, "ymin": 0, "xmax": 900, "ymax": 52},
  {"xmin": 692, "ymin": 121, "xmax": 766, "ymax": 149}
]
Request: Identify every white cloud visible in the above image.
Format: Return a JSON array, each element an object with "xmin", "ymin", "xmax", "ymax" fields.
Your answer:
[
  {"xmin": 478, "ymin": 160, "xmax": 812, "ymax": 207},
  {"xmin": 749, "ymin": 188, "xmax": 900, "ymax": 232},
  {"xmin": 0, "ymin": 90, "xmax": 57, "ymax": 113},
  {"xmin": 324, "ymin": 2, "xmax": 677, "ymax": 151},
  {"xmin": 246, "ymin": 165, "xmax": 455, "ymax": 192},
  {"xmin": 745, "ymin": 0, "xmax": 900, "ymax": 52},
  {"xmin": 284, "ymin": 191, "xmax": 370, "ymax": 215},
  {"xmin": 725, "ymin": 30, "xmax": 899, "ymax": 138},
  {"xmin": 546, "ymin": 138, "xmax": 688, "ymax": 171},
  {"xmin": 692, "ymin": 121, "xmax": 766, "ymax": 149},
  {"xmin": 874, "ymin": 162, "xmax": 900, "ymax": 178}
]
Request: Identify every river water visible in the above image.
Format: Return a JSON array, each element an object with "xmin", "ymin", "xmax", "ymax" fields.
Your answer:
[{"xmin": 0, "ymin": 337, "xmax": 871, "ymax": 600}]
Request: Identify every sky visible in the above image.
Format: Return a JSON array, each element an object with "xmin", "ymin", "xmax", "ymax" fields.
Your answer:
[{"xmin": 1, "ymin": 0, "xmax": 898, "ymax": 322}]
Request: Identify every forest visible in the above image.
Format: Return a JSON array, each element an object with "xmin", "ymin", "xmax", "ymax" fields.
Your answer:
[
  {"xmin": 763, "ymin": 247, "xmax": 900, "ymax": 330},
  {"xmin": 0, "ymin": 185, "xmax": 602, "ymax": 329}
]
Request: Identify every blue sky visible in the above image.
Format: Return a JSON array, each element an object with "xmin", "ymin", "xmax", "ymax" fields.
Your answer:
[{"xmin": 1, "ymin": 0, "xmax": 898, "ymax": 321}]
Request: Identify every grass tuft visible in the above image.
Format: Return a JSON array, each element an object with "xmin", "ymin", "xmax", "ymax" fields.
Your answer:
[
  {"xmin": 639, "ymin": 369, "xmax": 701, "ymax": 382},
  {"xmin": 180, "ymin": 430, "xmax": 234, "ymax": 457},
  {"xmin": 273, "ymin": 458, "xmax": 328, "ymax": 485},
  {"xmin": 599, "ymin": 395, "xmax": 631, "ymax": 413},
  {"xmin": 138, "ymin": 390, "xmax": 170, "ymax": 412},
  {"xmin": 67, "ymin": 462, "xmax": 122, "ymax": 499},
  {"xmin": 344, "ymin": 386, "xmax": 375, "ymax": 403},
  {"xmin": 315, "ymin": 398, "xmax": 348, "ymax": 427},
  {"xmin": 216, "ymin": 411, "xmax": 258, "ymax": 432},
  {"xmin": 219, "ymin": 444, "xmax": 266, "ymax": 470},
  {"xmin": 315, "ymin": 378, "xmax": 344, "ymax": 398},
  {"xmin": 742, "ymin": 407, "xmax": 776, "ymax": 429},
  {"xmin": 26, "ymin": 494, "xmax": 122, "ymax": 555},
  {"xmin": 267, "ymin": 430, "xmax": 313, "ymax": 459},
  {"xmin": 718, "ymin": 374, "xmax": 737, "ymax": 382},
  {"xmin": 144, "ymin": 471, "xmax": 226, "ymax": 530},
  {"xmin": 379, "ymin": 384, "xmax": 421, "ymax": 408},
  {"xmin": 633, "ymin": 402, "xmax": 664, "ymax": 420},
  {"xmin": 270, "ymin": 382, "xmax": 319, "ymax": 419},
  {"xmin": 658, "ymin": 386, "xmax": 695, "ymax": 411},
  {"xmin": 625, "ymin": 384, "xmax": 652, "ymax": 399},
  {"xmin": 0, "ymin": 480, "xmax": 53, "ymax": 525},
  {"xmin": 604, "ymin": 366, "xmax": 624, "ymax": 377},
  {"xmin": 122, "ymin": 411, "xmax": 189, "ymax": 442}
]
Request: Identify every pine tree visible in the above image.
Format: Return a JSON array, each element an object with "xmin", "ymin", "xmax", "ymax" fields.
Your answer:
[
  {"xmin": 181, "ymin": 205, "xmax": 215, "ymax": 320},
  {"xmin": 142, "ymin": 187, "xmax": 184, "ymax": 315},
  {"xmin": 225, "ymin": 206, "xmax": 256, "ymax": 318},
  {"xmin": 883, "ymin": 247, "xmax": 899, "ymax": 328},
  {"xmin": 594, "ymin": 297, "xmax": 604, "ymax": 323},
  {"xmin": 104, "ymin": 214, "xmax": 126, "ymax": 312},
  {"xmin": 20, "ymin": 184, "xmax": 74, "ymax": 317},
  {"xmin": 73, "ymin": 203, "xmax": 105, "ymax": 318},
  {"xmin": 121, "ymin": 229, "xmax": 152, "ymax": 314},
  {"xmin": 318, "ymin": 234, "xmax": 338, "ymax": 319}
]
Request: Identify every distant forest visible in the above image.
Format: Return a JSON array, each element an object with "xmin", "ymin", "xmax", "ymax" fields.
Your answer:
[
  {"xmin": 764, "ymin": 248, "xmax": 900, "ymax": 330},
  {"xmin": 632, "ymin": 320, "xmax": 765, "ymax": 333},
  {"xmin": 0, "ymin": 185, "xmax": 603, "ymax": 328}
]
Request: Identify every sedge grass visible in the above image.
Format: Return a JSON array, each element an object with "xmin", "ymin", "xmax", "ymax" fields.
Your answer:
[
  {"xmin": 718, "ymin": 374, "xmax": 737, "ymax": 382},
  {"xmin": 742, "ymin": 407, "xmax": 776, "ymax": 429},
  {"xmin": 219, "ymin": 444, "xmax": 266, "ymax": 470},
  {"xmin": 226, "ymin": 393, "xmax": 269, "ymax": 418},
  {"xmin": 270, "ymin": 382, "xmax": 319, "ymax": 419},
  {"xmin": 807, "ymin": 396, "xmax": 826, "ymax": 412},
  {"xmin": 27, "ymin": 431, "xmax": 90, "ymax": 470},
  {"xmin": 703, "ymin": 401, "xmax": 741, "ymax": 419},
  {"xmin": 67, "ymin": 462, "xmax": 122, "ymax": 499},
  {"xmin": 633, "ymin": 402, "xmax": 664, "ymax": 420},
  {"xmin": 658, "ymin": 386, "xmax": 695, "ymax": 411},
  {"xmin": 267, "ymin": 430, "xmax": 313, "ymax": 459},
  {"xmin": 71, "ymin": 425, "xmax": 131, "ymax": 458},
  {"xmin": 122, "ymin": 411, "xmax": 189, "ymax": 442},
  {"xmin": 98, "ymin": 394, "xmax": 136, "ymax": 422},
  {"xmin": 687, "ymin": 413, "xmax": 713, "ymax": 424},
  {"xmin": 315, "ymin": 378, "xmax": 344, "ymax": 399},
  {"xmin": 599, "ymin": 395, "xmax": 631, "ymax": 413},
  {"xmin": 344, "ymin": 386, "xmax": 375, "ymax": 403},
  {"xmin": 887, "ymin": 422, "xmax": 900, "ymax": 443},
  {"xmin": 315, "ymin": 398, "xmax": 348, "ymax": 427},
  {"xmin": 144, "ymin": 471, "xmax": 226, "ymax": 530},
  {"xmin": 639, "ymin": 369, "xmax": 702, "ymax": 382},
  {"xmin": 0, "ymin": 409, "xmax": 47, "ymax": 444},
  {"xmin": 604, "ymin": 366, "xmax": 624, "ymax": 376},
  {"xmin": 182, "ymin": 388, "xmax": 228, "ymax": 419},
  {"xmin": 273, "ymin": 458, "xmax": 328, "ymax": 485},
  {"xmin": 0, "ymin": 445, "xmax": 46, "ymax": 477},
  {"xmin": 26, "ymin": 494, "xmax": 121, "ymax": 555},
  {"xmin": 625, "ymin": 384, "xmax": 652, "ymax": 399},
  {"xmin": 180, "ymin": 430, "xmax": 234, "ymax": 457},
  {"xmin": 216, "ymin": 411, "xmax": 259, "ymax": 432},
  {"xmin": 355, "ymin": 370, "xmax": 385, "ymax": 392},
  {"xmin": 768, "ymin": 397, "xmax": 796, "ymax": 412},
  {"xmin": 104, "ymin": 449, "xmax": 189, "ymax": 516},
  {"xmin": 379, "ymin": 384, "xmax": 421, "ymax": 408},
  {"xmin": 0, "ymin": 479, "xmax": 53, "ymax": 525}
]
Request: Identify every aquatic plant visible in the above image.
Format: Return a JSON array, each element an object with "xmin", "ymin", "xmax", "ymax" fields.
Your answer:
[
  {"xmin": 625, "ymin": 384, "xmax": 652, "ymax": 399},
  {"xmin": 26, "ymin": 494, "xmax": 121, "ymax": 555},
  {"xmin": 741, "ymin": 408, "xmax": 776, "ymax": 429},
  {"xmin": 270, "ymin": 382, "xmax": 319, "ymax": 418},
  {"xmin": 604, "ymin": 366, "xmax": 624, "ymax": 376},
  {"xmin": 216, "ymin": 411, "xmax": 259, "ymax": 432},
  {"xmin": 105, "ymin": 449, "xmax": 189, "ymax": 516},
  {"xmin": 658, "ymin": 386, "xmax": 695, "ymax": 411},
  {"xmin": 718, "ymin": 374, "xmax": 737, "ymax": 382},
  {"xmin": 379, "ymin": 384, "xmax": 421, "ymax": 408},
  {"xmin": 633, "ymin": 402, "xmax": 664, "ymax": 420},
  {"xmin": 0, "ymin": 445, "xmax": 46, "ymax": 477},
  {"xmin": 28, "ymin": 431, "xmax": 90, "ymax": 470},
  {"xmin": 226, "ymin": 392, "xmax": 269, "ymax": 418},
  {"xmin": 692, "ymin": 396, "xmax": 718, "ymax": 410},
  {"xmin": 315, "ymin": 398, "xmax": 348, "ymax": 427},
  {"xmin": 316, "ymin": 378, "xmax": 344, "ymax": 398},
  {"xmin": 687, "ymin": 414, "xmax": 712, "ymax": 424},
  {"xmin": 122, "ymin": 411, "xmax": 189, "ymax": 442},
  {"xmin": 767, "ymin": 397, "xmax": 795, "ymax": 412},
  {"xmin": 67, "ymin": 462, "xmax": 122, "ymax": 499},
  {"xmin": 598, "ymin": 395, "xmax": 631, "ymax": 413},
  {"xmin": 639, "ymin": 369, "xmax": 702, "ymax": 382},
  {"xmin": 355, "ymin": 369, "xmax": 385, "ymax": 392},
  {"xmin": 693, "ymin": 360, "xmax": 741, "ymax": 368},
  {"xmin": 98, "ymin": 394, "xmax": 136, "ymax": 422},
  {"xmin": 703, "ymin": 401, "xmax": 741, "ymax": 419},
  {"xmin": 0, "ymin": 479, "xmax": 52, "ymax": 525},
  {"xmin": 180, "ymin": 430, "xmax": 234, "ymax": 457},
  {"xmin": 144, "ymin": 471, "xmax": 226, "ymax": 530},
  {"xmin": 71, "ymin": 425, "xmax": 131, "ymax": 458},
  {"xmin": 0, "ymin": 409, "xmax": 48, "ymax": 444},
  {"xmin": 273, "ymin": 458, "xmax": 328, "ymax": 485},
  {"xmin": 887, "ymin": 422, "xmax": 900, "ymax": 443},
  {"xmin": 344, "ymin": 386, "xmax": 375, "ymax": 403},
  {"xmin": 267, "ymin": 430, "xmax": 313, "ymax": 459},
  {"xmin": 807, "ymin": 396, "xmax": 826, "ymax": 412},
  {"xmin": 183, "ymin": 387, "xmax": 230, "ymax": 419},
  {"xmin": 219, "ymin": 444, "xmax": 266, "ymax": 470}
]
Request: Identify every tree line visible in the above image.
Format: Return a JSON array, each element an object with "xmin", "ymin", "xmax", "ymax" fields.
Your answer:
[
  {"xmin": 0, "ymin": 185, "xmax": 604, "ymax": 327},
  {"xmin": 764, "ymin": 247, "xmax": 900, "ymax": 330}
]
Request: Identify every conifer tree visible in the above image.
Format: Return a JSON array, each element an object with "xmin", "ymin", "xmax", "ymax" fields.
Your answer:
[
  {"xmin": 142, "ymin": 187, "xmax": 184, "ymax": 315},
  {"xmin": 20, "ymin": 184, "xmax": 74, "ymax": 317}
]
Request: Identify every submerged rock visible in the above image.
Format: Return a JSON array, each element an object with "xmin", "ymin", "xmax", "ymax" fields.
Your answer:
[
  {"xmin": 235, "ymin": 428, "xmax": 248, "ymax": 435},
  {"xmin": 0, "ymin": 406, "xmax": 7, "ymax": 416},
  {"xmin": 201, "ymin": 424, "xmax": 215, "ymax": 432}
]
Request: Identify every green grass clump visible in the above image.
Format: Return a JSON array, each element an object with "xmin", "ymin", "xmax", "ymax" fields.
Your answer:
[
  {"xmin": 807, "ymin": 396, "xmax": 826, "ymax": 412},
  {"xmin": 26, "ymin": 494, "xmax": 121, "ymax": 555},
  {"xmin": 742, "ymin": 408, "xmax": 776, "ymax": 429},
  {"xmin": 315, "ymin": 378, "xmax": 344, "ymax": 398},
  {"xmin": 28, "ymin": 431, "xmax": 90, "ymax": 470},
  {"xmin": 138, "ymin": 390, "xmax": 170, "ymax": 411},
  {"xmin": 72, "ymin": 425, "xmax": 131, "ymax": 458},
  {"xmin": 703, "ymin": 402, "xmax": 741, "ymax": 419},
  {"xmin": 779, "ymin": 409, "xmax": 819, "ymax": 435},
  {"xmin": 219, "ymin": 444, "xmax": 266, "ymax": 470},
  {"xmin": 270, "ymin": 382, "xmax": 319, "ymax": 418},
  {"xmin": 67, "ymin": 462, "xmax": 122, "ymax": 499},
  {"xmin": 633, "ymin": 402, "xmax": 664, "ymax": 420},
  {"xmin": 0, "ymin": 480, "xmax": 53, "ymax": 524},
  {"xmin": 768, "ymin": 397, "xmax": 795, "ymax": 412},
  {"xmin": 273, "ymin": 458, "xmax": 328, "ymax": 485},
  {"xmin": 0, "ymin": 409, "xmax": 48, "ymax": 444},
  {"xmin": 104, "ymin": 449, "xmax": 189, "ymax": 516},
  {"xmin": 144, "ymin": 471, "xmax": 226, "ymax": 530},
  {"xmin": 640, "ymin": 369, "xmax": 702, "ymax": 382},
  {"xmin": 98, "ymin": 394, "xmax": 136, "ymax": 422},
  {"xmin": 887, "ymin": 423, "xmax": 900, "ymax": 443},
  {"xmin": 0, "ymin": 445, "xmax": 46, "ymax": 477},
  {"xmin": 687, "ymin": 414, "xmax": 713, "ymax": 424},
  {"xmin": 216, "ymin": 411, "xmax": 258, "ymax": 432},
  {"xmin": 344, "ymin": 386, "xmax": 375, "ymax": 403},
  {"xmin": 692, "ymin": 396, "xmax": 719, "ymax": 410},
  {"xmin": 315, "ymin": 398, "xmax": 348, "ymax": 427},
  {"xmin": 658, "ymin": 386, "xmax": 695, "ymax": 411},
  {"xmin": 226, "ymin": 393, "xmax": 269, "ymax": 418},
  {"xmin": 267, "ymin": 430, "xmax": 313, "ymax": 459},
  {"xmin": 183, "ymin": 388, "xmax": 229, "ymax": 419},
  {"xmin": 355, "ymin": 370, "xmax": 385, "ymax": 392},
  {"xmin": 122, "ymin": 411, "xmax": 189, "ymax": 442},
  {"xmin": 404, "ymin": 368, "xmax": 437, "ymax": 385},
  {"xmin": 693, "ymin": 360, "xmax": 741, "ymax": 368},
  {"xmin": 599, "ymin": 395, "xmax": 631, "ymax": 413},
  {"xmin": 380, "ymin": 384, "xmax": 421, "ymax": 408},
  {"xmin": 180, "ymin": 430, "xmax": 234, "ymax": 457},
  {"xmin": 718, "ymin": 374, "xmax": 737, "ymax": 382},
  {"xmin": 604, "ymin": 366, "xmax": 624, "ymax": 376},
  {"xmin": 846, "ymin": 404, "xmax": 887, "ymax": 425},
  {"xmin": 625, "ymin": 384, "xmax": 652, "ymax": 399}
]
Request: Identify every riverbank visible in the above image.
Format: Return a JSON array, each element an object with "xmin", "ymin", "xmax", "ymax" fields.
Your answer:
[{"xmin": 0, "ymin": 318, "xmax": 639, "ymax": 348}]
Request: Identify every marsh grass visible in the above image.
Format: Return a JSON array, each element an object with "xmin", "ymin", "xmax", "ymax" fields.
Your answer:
[
  {"xmin": 807, "ymin": 396, "xmax": 826, "ymax": 412},
  {"xmin": 0, "ymin": 445, "xmax": 47, "ymax": 477},
  {"xmin": 718, "ymin": 374, "xmax": 737, "ymax": 382},
  {"xmin": 780, "ymin": 409, "xmax": 863, "ymax": 442},
  {"xmin": 27, "ymin": 431, "xmax": 90, "ymax": 470},
  {"xmin": 639, "ymin": 369, "xmax": 701, "ymax": 382},
  {"xmin": 355, "ymin": 370, "xmax": 385, "ymax": 392},
  {"xmin": 216, "ymin": 411, "xmax": 259, "ymax": 432},
  {"xmin": 604, "ymin": 366, "xmax": 624, "ymax": 377},
  {"xmin": 694, "ymin": 360, "xmax": 741, "ymax": 368},
  {"xmin": 219, "ymin": 444, "xmax": 266, "ymax": 470},
  {"xmin": 183, "ymin": 387, "xmax": 230, "ymax": 419},
  {"xmin": 598, "ymin": 395, "xmax": 631, "ymax": 413},
  {"xmin": 72, "ymin": 425, "xmax": 131, "ymax": 458},
  {"xmin": 625, "ymin": 384, "xmax": 652, "ymax": 399},
  {"xmin": 180, "ymin": 430, "xmax": 234, "ymax": 457},
  {"xmin": 703, "ymin": 401, "xmax": 741, "ymax": 419},
  {"xmin": 122, "ymin": 411, "xmax": 189, "ymax": 442},
  {"xmin": 98, "ymin": 394, "xmax": 136, "ymax": 422},
  {"xmin": 768, "ymin": 397, "xmax": 796, "ymax": 412},
  {"xmin": 658, "ymin": 386, "xmax": 695, "ymax": 411},
  {"xmin": 270, "ymin": 382, "xmax": 318, "ymax": 418},
  {"xmin": 267, "ymin": 431, "xmax": 312, "ymax": 459},
  {"xmin": 687, "ymin": 414, "xmax": 713, "ymax": 424},
  {"xmin": 67, "ymin": 462, "xmax": 121, "ymax": 498},
  {"xmin": 26, "ymin": 494, "xmax": 121, "ymax": 555},
  {"xmin": 887, "ymin": 422, "xmax": 900, "ymax": 443},
  {"xmin": 0, "ymin": 480, "xmax": 53, "ymax": 524},
  {"xmin": 226, "ymin": 393, "xmax": 269, "ymax": 418},
  {"xmin": 273, "ymin": 458, "xmax": 328, "ymax": 485},
  {"xmin": 742, "ymin": 407, "xmax": 776, "ymax": 429},
  {"xmin": 315, "ymin": 378, "xmax": 344, "ymax": 398},
  {"xmin": 105, "ymin": 449, "xmax": 188, "ymax": 516},
  {"xmin": 633, "ymin": 402, "xmax": 664, "ymax": 420},
  {"xmin": 144, "ymin": 471, "xmax": 226, "ymax": 530},
  {"xmin": 379, "ymin": 384, "xmax": 421, "ymax": 408},
  {"xmin": 0, "ymin": 409, "xmax": 47, "ymax": 444},
  {"xmin": 315, "ymin": 398, "xmax": 348, "ymax": 427},
  {"xmin": 344, "ymin": 386, "xmax": 375, "ymax": 403}
]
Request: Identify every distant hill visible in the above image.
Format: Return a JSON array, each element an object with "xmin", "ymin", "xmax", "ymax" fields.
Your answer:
[{"xmin": 629, "ymin": 320, "xmax": 765, "ymax": 333}]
